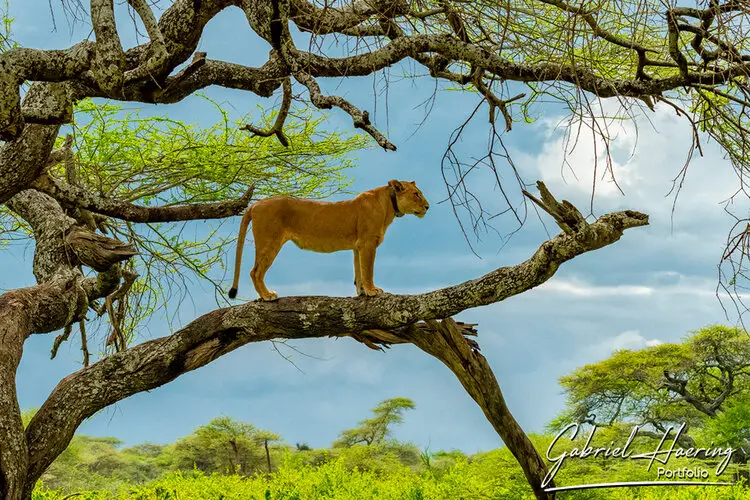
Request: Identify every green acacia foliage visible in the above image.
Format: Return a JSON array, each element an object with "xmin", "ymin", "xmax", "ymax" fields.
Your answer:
[
  {"xmin": 551, "ymin": 325, "xmax": 750, "ymax": 447},
  {"xmin": 698, "ymin": 393, "xmax": 750, "ymax": 458},
  {"xmin": 1, "ymin": 98, "xmax": 367, "ymax": 351},
  {"xmin": 333, "ymin": 397, "xmax": 416, "ymax": 447}
]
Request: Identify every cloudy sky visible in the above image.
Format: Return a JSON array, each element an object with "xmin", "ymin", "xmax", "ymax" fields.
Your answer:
[{"xmin": 3, "ymin": 0, "xmax": 747, "ymax": 454}]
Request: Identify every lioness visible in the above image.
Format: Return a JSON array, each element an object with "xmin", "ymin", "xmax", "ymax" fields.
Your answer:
[{"xmin": 228, "ymin": 180, "xmax": 430, "ymax": 301}]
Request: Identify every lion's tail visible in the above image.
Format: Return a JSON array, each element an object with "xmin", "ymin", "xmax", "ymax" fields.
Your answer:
[{"xmin": 228, "ymin": 206, "xmax": 253, "ymax": 299}]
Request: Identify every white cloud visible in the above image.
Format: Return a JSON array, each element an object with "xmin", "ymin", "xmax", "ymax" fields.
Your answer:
[
  {"xmin": 537, "ymin": 280, "xmax": 654, "ymax": 297},
  {"xmin": 533, "ymin": 274, "xmax": 750, "ymax": 301},
  {"xmin": 523, "ymin": 99, "xmax": 743, "ymax": 227},
  {"xmin": 585, "ymin": 330, "xmax": 664, "ymax": 361}
]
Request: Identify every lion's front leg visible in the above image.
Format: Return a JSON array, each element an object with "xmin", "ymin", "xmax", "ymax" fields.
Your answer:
[
  {"xmin": 357, "ymin": 243, "xmax": 383, "ymax": 297},
  {"xmin": 353, "ymin": 249, "xmax": 365, "ymax": 296}
]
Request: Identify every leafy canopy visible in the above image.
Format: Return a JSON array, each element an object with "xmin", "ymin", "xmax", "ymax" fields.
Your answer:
[{"xmin": 551, "ymin": 325, "xmax": 750, "ymax": 444}]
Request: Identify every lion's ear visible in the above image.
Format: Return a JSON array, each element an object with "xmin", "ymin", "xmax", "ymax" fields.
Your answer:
[{"xmin": 388, "ymin": 179, "xmax": 404, "ymax": 191}]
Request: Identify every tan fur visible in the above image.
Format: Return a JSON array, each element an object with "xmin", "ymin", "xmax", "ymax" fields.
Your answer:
[{"xmin": 228, "ymin": 180, "xmax": 430, "ymax": 301}]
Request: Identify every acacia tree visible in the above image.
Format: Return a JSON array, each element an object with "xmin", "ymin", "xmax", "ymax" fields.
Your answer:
[
  {"xmin": 333, "ymin": 397, "xmax": 416, "ymax": 447},
  {"xmin": 7, "ymin": 0, "xmax": 750, "ymax": 497},
  {"xmin": 551, "ymin": 325, "xmax": 750, "ymax": 453}
]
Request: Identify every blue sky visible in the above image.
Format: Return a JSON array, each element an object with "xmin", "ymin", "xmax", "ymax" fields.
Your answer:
[{"xmin": 2, "ymin": 0, "xmax": 746, "ymax": 454}]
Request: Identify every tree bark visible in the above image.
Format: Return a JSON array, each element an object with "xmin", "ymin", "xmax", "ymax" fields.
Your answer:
[{"xmin": 408, "ymin": 319, "xmax": 554, "ymax": 499}]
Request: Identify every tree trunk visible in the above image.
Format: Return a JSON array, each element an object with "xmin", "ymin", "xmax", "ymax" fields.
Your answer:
[
  {"xmin": 409, "ymin": 319, "xmax": 554, "ymax": 500},
  {"xmin": 265, "ymin": 438, "xmax": 272, "ymax": 474}
]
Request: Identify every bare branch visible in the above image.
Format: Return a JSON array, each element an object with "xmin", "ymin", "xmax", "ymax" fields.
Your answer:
[
  {"xmin": 242, "ymin": 77, "xmax": 292, "ymax": 147},
  {"xmin": 473, "ymin": 72, "xmax": 526, "ymax": 131},
  {"xmin": 123, "ymin": 0, "xmax": 170, "ymax": 83},
  {"xmin": 289, "ymin": 0, "xmax": 409, "ymax": 34},
  {"xmin": 105, "ymin": 269, "xmax": 139, "ymax": 350},
  {"xmin": 294, "ymin": 71, "xmax": 397, "ymax": 151},
  {"xmin": 522, "ymin": 181, "xmax": 588, "ymax": 235}
]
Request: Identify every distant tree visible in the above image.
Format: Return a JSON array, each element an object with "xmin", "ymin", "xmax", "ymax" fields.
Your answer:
[
  {"xmin": 253, "ymin": 430, "xmax": 282, "ymax": 474},
  {"xmin": 552, "ymin": 325, "xmax": 750, "ymax": 450},
  {"xmin": 171, "ymin": 416, "xmax": 278, "ymax": 475},
  {"xmin": 333, "ymin": 397, "xmax": 416, "ymax": 448}
]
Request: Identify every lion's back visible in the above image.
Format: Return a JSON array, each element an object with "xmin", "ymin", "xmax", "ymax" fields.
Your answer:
[{"xmin": 251, "ymin": 196, "xmax": 361, "ymax": 251}]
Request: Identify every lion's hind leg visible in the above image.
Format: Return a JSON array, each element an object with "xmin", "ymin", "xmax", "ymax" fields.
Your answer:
[{"xmin": 251, "ymin": 227, "xmax": 284, "ymax": 301}]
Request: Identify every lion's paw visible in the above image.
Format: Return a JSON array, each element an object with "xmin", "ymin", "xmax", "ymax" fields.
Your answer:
[
  {"xmin": 261, "ymin": 291, "xmax": 279, "ymax": 301},
  {"xmin": 364, "ymin": 286, "xmax": 383, "ymax": 297}
]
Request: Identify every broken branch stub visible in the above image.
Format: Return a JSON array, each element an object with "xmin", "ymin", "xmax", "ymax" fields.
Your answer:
[{"xmin": 65, "ymin": 227, "xmax": 138, "ymax": 272}]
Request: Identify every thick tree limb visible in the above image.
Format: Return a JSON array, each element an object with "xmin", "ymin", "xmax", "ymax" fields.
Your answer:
[
  {"xmin": 290, "ymin": 0, "xmax": 409, "ymax": 34},
  {"xmin": 5, "ymin": 189, "xmax": 134, "ymax": 330},
  {"xmin": 292, "ymin": 33, "xmax": 750, "ymax": 99},
  {"xmin": 90, "ymin": 0, "xmax": 126, "ymax": 96},
  {"xmin": 0, "ymin": 297, "xmax": 28, "ymax": 500},
  {"xmin": 32, "ymin": 174, "xmax": 256, "ymax": 223},
  {"xmin": 149, "ymin": 58, "xmax": 285, "ymax": 103},
  {"xmin": 0, "ymin": 45, "xmax": 92, "ymax": 140},
  {"xmin": 407, "ymin": 318, "xmax": 554, "ymax": 498},
  {"xmin": 6, "ymin": 190, "xmax": 79, "ymax": 282},
  {"xmin": 123, "ymin": 0, "xmax": 170, "ymax": 83},
  {"xmin": 23, "ymin": 206, "xmax": 647, "ymax": 494},
  {"xmin": 0, "ymin": 0, "xmax": 746, "ymax": 147}
]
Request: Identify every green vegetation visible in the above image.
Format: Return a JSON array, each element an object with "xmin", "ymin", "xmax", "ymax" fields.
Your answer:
[
  {"xmin": 30, "ymin": 374, "xmax": 750, "ymax": 500},
  {"xmin": 30, "ymin": 437, "xmax": 750, "ymax": 500}
]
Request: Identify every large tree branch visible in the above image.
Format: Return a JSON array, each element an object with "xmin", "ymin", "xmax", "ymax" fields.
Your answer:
[
  {"xmin": 289, "ymin": 0, "xmax": 409, "ymax": 34},
  {"xmin": 0, "ymin": 297, "xmax": 28, "ymax": 500},
  {"xmin": 0, "ymin": 45, "xmax": 92, "ymax": 140},
  {"xmin": 90, "ymin": 0, "xmax": 126, "ymax": 96},
  {"xmin": 32, "ymin": 173, "xmax": 256, "ymax": 223},
  {"xmin": 0, "ymin": 0, "xmax": 237, "ymax": 140},
  {"xmin": 292, "ymin": 34, "xmax": 747, "ymax": 98},
  {"xmin": 5, "ymin": 189, "xmax": 135, "ymax": 329},
  {"xmin": 24, "ymin": 206, "xmax": 647, "ymax": 492},
  {"xmin": 406, "ymin": 318, "xmax": 553, "ymax": 498}
]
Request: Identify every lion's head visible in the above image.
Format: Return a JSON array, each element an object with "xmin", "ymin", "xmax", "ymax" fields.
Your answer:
[{"xmin": 389, "ymin": 180, "xmax": 430, "ymax": 218}]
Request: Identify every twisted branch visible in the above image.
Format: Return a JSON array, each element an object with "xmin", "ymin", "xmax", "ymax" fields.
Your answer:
[
  {"xmin": 242, "ymin": 77, "xmax": 292, "ymax": 147},
  {"xmin": 294, "ymin": 71, "xmax": 397, "ymax": 151}
]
